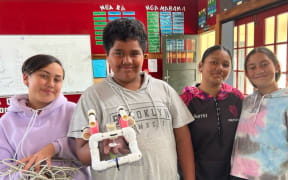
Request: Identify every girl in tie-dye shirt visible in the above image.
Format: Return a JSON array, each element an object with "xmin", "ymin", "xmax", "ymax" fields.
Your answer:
[{"xmin": 230, "ymin": 47, "xmax": 288, "ymax": 180}]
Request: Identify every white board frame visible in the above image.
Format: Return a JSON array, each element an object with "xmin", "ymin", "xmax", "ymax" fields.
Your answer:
[{"xmin": 0, "ymin": 35, "xmax": 93, "ymax": 96}]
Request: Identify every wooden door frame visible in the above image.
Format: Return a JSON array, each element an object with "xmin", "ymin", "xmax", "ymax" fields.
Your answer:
[{"xmin": 215, "ymin": 0, "xmax": 287, "ymax": 44}]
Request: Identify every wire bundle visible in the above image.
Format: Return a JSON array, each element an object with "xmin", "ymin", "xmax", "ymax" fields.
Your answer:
[{"xmin": 0, "ymin": 158, "xmax": 81, "ymax": 180}]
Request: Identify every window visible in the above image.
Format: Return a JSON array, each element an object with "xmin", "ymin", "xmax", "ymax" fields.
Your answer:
[
  {"xmin": 199, "ymin": 30, "xmax": 215, "ymax": 80},
  {"xmin": 233, "ymin": 4, "xmax": 288, "ymax": 94},
  {"xmin": 265, "ymin": 12, "xmax": 288, "ymax": 88},
  {"xmin": 233, "ymin": 17, "xmax": 254, "ymax": 94},
  {"xmin": 200, "ymin": 30, "xmax": 215, "ymax": 60}
]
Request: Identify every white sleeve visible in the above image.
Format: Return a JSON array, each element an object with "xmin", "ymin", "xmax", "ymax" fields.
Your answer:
[{"xmin": 166, "ymin": 84, "xmax": 194, "ymax": 128}]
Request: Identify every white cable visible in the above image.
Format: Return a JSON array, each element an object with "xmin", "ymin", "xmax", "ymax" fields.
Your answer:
[
  {"xmin": 0, "ymin": 158, "xmax": 81, "ymax": 180},
  {"xmin": 14, "ymin": 109, "xmax": 40, "ymax": 159}
]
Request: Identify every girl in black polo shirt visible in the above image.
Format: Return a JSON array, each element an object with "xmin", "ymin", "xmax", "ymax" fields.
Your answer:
[{"xmin": 180, "ymin": 45, "xmax": 244, "ymax": 180}]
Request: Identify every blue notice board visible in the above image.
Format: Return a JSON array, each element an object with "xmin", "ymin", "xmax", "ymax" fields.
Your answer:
[{"xmin": 92, "ymin": 59, "xmax": 107, "ymax": 78}]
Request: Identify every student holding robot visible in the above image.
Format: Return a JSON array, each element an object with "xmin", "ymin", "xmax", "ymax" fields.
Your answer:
[{"xmin": 68, "ymin": 18, "xmax": 196, "ymax": 180}]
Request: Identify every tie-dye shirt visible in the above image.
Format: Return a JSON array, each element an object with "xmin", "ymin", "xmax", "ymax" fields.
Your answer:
[{"xmin": 231, "ymin": 88, "xmax": 288, "ymax": 180}]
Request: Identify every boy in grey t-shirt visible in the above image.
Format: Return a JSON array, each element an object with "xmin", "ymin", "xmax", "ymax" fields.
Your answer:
[{"xmin": 68, "ymin": 18, "xmax": 195, "ymax": 180}]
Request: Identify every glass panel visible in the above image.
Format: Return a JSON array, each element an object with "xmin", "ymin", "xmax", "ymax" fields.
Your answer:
[
  {"xmin": 238, "ymin": 49, "xmax": 245, "ymax": 70},
  {"xmin": 233, "ymin": 72, "xmax": 237, "ymax": 88},
  {"xmin": 166, "ymin": 39, "xmax": 173, "ymax": 64},
  {"xmin": 247, "ymin": 48, "xmax": 253, "ymax": 55},
  {"xmin": 234, "ymin": 26, "xmax": 238, "ymax": 48},
  {"xmin": 247, "ymin": 22, "xmax": 254, "ymax": 46},
  {"xmin": 186, "ymin": 38, "xmax": 193, "ymax": 50},
  {"xmin": 233, "ymin": 50, "xmax": 237, "ymax": 70},
  {"xmin": 239, "ymin": 24, "xmax": 245, "ymax": 47},
  {"xmin": 172, "ymin": 40, "xmax": 178, "ymax": 64},
  {"xmin": 200, "ymin": 33, "xmax": 208, "ymax": 61},
  {"xmin": 191, "ymin": 39, "xmax": 196, "ymax": 51},
  {"xmin": 265, "ymin": 45, "xmax": 274, "ymax": 53},
  {"xmin": 245, "ymin": 48, "xmax": 254, "ymax": 68},
  {"xmin": 186, "ymin": 39, "xmax": 192, "ymax": 63},
  {"xmin": 276, "ymin": 44, "xmax": 287, "ymax": 72},
  {"xmin": 200, "ymin": 31, "xmax": 215, "ymax": 62},
  {"xmin": 178, "ymin": 52, "xmax": 184, "ymax": 63},
  {"xmin": 167, "ymin": 52, "xmax": 172, "ymax": 64},
  {"xmin": 177, "ymin": 40, "xmax": 184, "ymax": 51},
  {"xmin": 238, "ymin": 72, "xmax": 245, "ymax": 93},
  {"xmin": 175, "ymin": 40, "xmax": 184, "ymax": 63},
  {"xmin": 187, "ymin": 52, "xmax": 194, "ymax": 63},
  {"xmin": 191, "ymin": 39, "xmax": 196, "ymax": 63},
  {"xmin": 207, "ymin": 31, "xmax": 215, "ymax": 47},
  {"xmin": 265, "ymin": 16, "xmax": 275, "ymax": 45},
  {"xmin": 278, "ymin": 74, "xmax": 286, "ymax": 88},
  {"xmin": 186, "ymin": 39, "xmax": 195, "ymax": 63},
  {"xmin": 245, "ymin": 76, "xmax": 254, "ymax": 95},
  {"xmin": 277, "ymin": 13, "xmax": 288, "ymax": 43}
]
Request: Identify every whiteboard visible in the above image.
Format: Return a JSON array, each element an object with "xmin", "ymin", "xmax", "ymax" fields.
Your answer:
[{"xmin": 0, "ymin": 35, "xmax": 93, "ymax": 96}]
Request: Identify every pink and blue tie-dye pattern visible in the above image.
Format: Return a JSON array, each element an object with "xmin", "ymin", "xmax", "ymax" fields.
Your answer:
[
  {"xmin": 231, "ymin": 88, "xmax": 288, "ymax": 179},
  {"xmin": 237, "ymin": 109, "xmax": 267, "ymax": 136},
  {"xmin": 231, "ymin": 156, "xmax": 261, "ymax": 178}
]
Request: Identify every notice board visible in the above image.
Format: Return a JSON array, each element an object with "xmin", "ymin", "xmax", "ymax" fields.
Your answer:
[{"xmin": 0, "ymin": 35, "xmax": 93, "ymax": 96}]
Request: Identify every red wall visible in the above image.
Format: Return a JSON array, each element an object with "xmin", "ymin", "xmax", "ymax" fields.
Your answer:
[
  {"xmin": 0, "ymin": 0, "xmax": 198, "ymax": 117},
  {"xmin": 0, "ymin": 0, "xmax": 198, "ymax": 54}
]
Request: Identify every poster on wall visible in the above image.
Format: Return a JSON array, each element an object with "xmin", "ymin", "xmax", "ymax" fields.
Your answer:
[
  {"xmin": 146, "ymin": 5, "xmax": 185, "ymax": 53},
  {"xmin": 172, "ymin": 12, "xmax": 184, "ymax": 34},
  {"xmin": 92, "ymin": 59, "xmax": 107, "ymax": 78},
  {"xmin": 93, "ymin": 11, "xmax": 106, "ymax": 45},
  {"xmin": 198, "ymin": 8, "xmax": 206, "ymax": 29},
  {"xmin": 207, "ymin": 0, "xmax": 216, "ymax": 18},
  {"xmin": 93, "ymin": 5, "xmax": 135, "ymax": 46},
  {"xmin": 93, "ymin": 4, "xmax": 186, "ymax": 53},
  {"xmin": 147, "ymin": 11, "xmax": 160, "ymax": 53}
]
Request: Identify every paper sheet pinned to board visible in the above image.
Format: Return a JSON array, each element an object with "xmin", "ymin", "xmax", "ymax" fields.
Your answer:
[{"xmin": 148, "ymin": 59, "xmax": 157, "ymax": 72}]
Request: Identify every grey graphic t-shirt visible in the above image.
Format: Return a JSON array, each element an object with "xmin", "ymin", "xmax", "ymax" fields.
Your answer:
[{"xmin": 68, "ymin": 72, "xmax": 194, "ymax": 180}]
